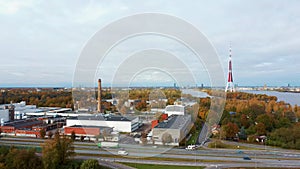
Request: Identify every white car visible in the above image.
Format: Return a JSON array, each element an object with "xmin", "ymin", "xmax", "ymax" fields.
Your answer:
[
  {"xmin": 185, "ymin": 145, "xmax": 196, "ymax": 150},
  {"xmin": 117, "ymin": 150, "xmax": 129, "ymax": 156}
]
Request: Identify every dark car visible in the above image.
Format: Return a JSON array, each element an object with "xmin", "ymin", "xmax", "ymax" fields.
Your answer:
[{"xmin": 243, "ymin": 156, "xmax": 251, "ymax": 160}]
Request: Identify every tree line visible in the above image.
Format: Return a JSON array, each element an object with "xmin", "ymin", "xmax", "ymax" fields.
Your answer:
[
  {"xmin": 0, "ymin": 88, "xmax": 73, "ymax": 108},
  {"xmin": 0, "ymin": 131, "xmax": 109, "ymax": 169},
  {"xmin": 200, "ymin": 92, "xmax": 300, "ymax": 149}
]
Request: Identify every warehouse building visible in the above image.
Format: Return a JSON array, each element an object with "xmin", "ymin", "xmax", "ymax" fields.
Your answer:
[
  {"xmin": 66, "ymin": 114, "xmax": 140, "ymax": 133},
  {"xmin": 152, "ymin": 114, "xmax": 192, "ymax": 146},
  {"xmin": 64, "ymin": 125, "xmax": 117, "ymax": 141},
  {"xmin": 0, "ymin": 118, "xmax": 44, "ymax": 135},
  {"xmin": 165, "ymin": 105, "xmax": 185, "ymax": 116}
]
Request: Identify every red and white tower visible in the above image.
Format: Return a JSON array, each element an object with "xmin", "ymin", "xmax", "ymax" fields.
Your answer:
[{"xmin": 225, "ymin": 43, "xmax": 235, "ymax": 92}]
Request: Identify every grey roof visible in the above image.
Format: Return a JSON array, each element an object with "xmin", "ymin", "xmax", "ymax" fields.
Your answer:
[
  {"xmin": 165, "ymin": 105, "xmax": 185, "ymax": 112},
  {"xmin": 70, "ymin": 114, "xmax": 136, "ymax": 122},
  {"xmin": 155, "ymin": 114, "xmax": 191, "ymax": 129},
  {"xmin": 68, "ymin": 125, "xmax": 112, "ymax": 129},
  {"xmin": 4, "ymin": 119, "xmax": 43, "ymax": 129}
]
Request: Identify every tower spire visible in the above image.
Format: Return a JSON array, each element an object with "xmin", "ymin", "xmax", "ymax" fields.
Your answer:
[{"xmin": 225, "ymin": 43, "xmax": 235, "ymax": 92}]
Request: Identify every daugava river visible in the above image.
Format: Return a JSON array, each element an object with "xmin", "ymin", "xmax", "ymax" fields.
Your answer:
[
  {"xmin": 182, "ymin": 89, "xmax": 300, "ymax": 106},
  {"xmin": 242, "ymin": 90, "xmax": 300, "ymax": 106}
]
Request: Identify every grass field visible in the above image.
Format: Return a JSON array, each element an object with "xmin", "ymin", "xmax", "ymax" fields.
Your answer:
[
  {"xmin": 225, "ymin": 168, "xmax": 300, "ymax": 169},
  {"xmin": 208, "ymin": 140, "xmax": 261, "ymax": 150},
  {"xmin": 187, "ymin": 130, "xmax": 200, "ymax": 145},
  {"xmin": 121, "ymin": 163, "xmax": 204, "ymax": 169}
]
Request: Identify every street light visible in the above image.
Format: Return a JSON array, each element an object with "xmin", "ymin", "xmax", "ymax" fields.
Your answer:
[{"xmin": 264, "ymin": 138, "xmax": 267, "ymax": 151}]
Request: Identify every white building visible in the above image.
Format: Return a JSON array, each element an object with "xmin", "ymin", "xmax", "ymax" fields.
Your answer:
[
  {"xmin": 165, "ymin": 105, "xmax": 185, "ymax": 116},
  {"xmin": 66, "ymin": 114, "xmax": 140, "ymax": 133},
  {"xmin": 152, "ymin": 114, "xmax": 192, "ymax": 146},
  {"xmin": 0, "ymin": 109, "xmax": 9, "ymax": 123}
]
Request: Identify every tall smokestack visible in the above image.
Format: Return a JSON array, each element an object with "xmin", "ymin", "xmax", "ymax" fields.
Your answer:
[
  {"xmin": 9, "ymin": 102, "xmax": 15, "ymax": 121},
  {"xmin": 97, "ymin": 79, "xmax": 102, "ymax": 112}
]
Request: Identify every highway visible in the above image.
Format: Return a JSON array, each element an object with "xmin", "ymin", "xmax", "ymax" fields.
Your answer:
[{"xmin": 1, "ymin": 137, "xmax": 300, "ymax": 168}]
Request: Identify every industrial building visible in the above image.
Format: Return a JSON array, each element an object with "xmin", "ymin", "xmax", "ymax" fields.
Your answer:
[
  {"xmin": 0, "ymin": 109, "xmax": 9, "ymax": 123},
  {"xmin": 164, "ymin": 105, "xmax": 185, "ymax": 116},
  {"xmin": 66, "ymin": 114, "xmax": 141, "ymax": 133},
  {"xmin": 152, "ymin": 114, "xmax": 192, "ymax": 146},
  {"xmin": 0, "ymin": 116, "xmax": 66, "ymax": 137},
  {"xmin": 64, "ymin": 125, "xmax": 118, "ymax": 141},
  {"xmin": 0, "ymin": 118, "xmax": 44, "ymax": 137},
  {"xmin": 0, "ymin": 101, "xmax": 73, "ymax": 121},
  {"xmin": 0, "ymin": 102, "xmax": 16, "ymax": 122}
]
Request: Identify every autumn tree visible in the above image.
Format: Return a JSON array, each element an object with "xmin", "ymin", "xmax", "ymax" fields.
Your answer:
[
  {"xmin": 47, "ymin": 131, "xmax": 53, "ymax": 139},
  {"xmin": 42, "ymin": 134, "xmax": 75, "ymax": 169},
  {"xmin": 162, "ymin": 132, "xmax": 173, "ymax": 145},
  {"xmin": 240, "ymin": 114, "xmax": 250, "ymax": 128},
  {"xmin": 71, "ymin": 131, "xmax": 76, "ymax": 141},
  {"xmin": 135, "ymin": 99, "xmax": 147, "ymax": 111},
  {"xmin": 140, "ymin": 132, "xmax": 148, "ymax": 145},
  {"xmin": 222, "ymin": 122, "xmax": 239, "ymax": 139},
  {"xmin": 255, "ymin": 122, "xmax": 266, "ymax": 135},
  {"xmin": 40, "ymin": 129, "xmax": 46, "ymax": 139}
]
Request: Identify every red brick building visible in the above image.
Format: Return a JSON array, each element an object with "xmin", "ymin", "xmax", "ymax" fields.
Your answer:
[{"xmin": 64, "ymin": 125, "xmax": 112, "ymax": 137}]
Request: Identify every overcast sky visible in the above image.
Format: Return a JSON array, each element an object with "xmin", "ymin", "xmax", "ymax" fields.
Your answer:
[{"xmin": 0, "ymin": 0, "xmax": 299, "ymax": 87}]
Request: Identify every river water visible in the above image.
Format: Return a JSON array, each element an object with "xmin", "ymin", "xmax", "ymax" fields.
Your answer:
[
  {"xmin": 242, "ymin": 90, "xmax": 300, "ymax": 106},
  {"xmin": 181, "ymin": 89, "xmax": 210, "ymax": 98},
  {"xmin": 182, "ymin": 89, "xmax": 300, "ymax": 106}
]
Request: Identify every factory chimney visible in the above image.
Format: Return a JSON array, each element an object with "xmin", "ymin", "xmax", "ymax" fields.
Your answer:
[
  {"xmin": 8, "ymin": 101, "xmax": 15, "ymax": 121},
  {"xmin": 97, "ymin": 79, "xmax": 102, "ymax": 113}
]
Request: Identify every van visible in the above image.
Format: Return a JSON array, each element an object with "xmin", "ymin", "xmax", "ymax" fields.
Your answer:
[
  {"xmin": 117, "ymin": 150, "xmax": 128, "ymax": 156},
  {"xmin": 185, "ymin": 145, "xmax": 196, "ymax": 150}
]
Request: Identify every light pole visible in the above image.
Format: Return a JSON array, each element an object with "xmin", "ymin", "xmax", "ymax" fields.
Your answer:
[
  {"xmin": 263, "ymin": 137, "xmax": 267, "ymax": 151},
  {"xmin": 255, "ymin": 152, "xmax": 257, "ymax": 168}
]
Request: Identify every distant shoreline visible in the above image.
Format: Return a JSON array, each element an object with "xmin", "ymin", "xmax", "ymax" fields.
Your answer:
[{"xmin": 242, "ymin": 90, "xmax": 300, "ymax": 106}]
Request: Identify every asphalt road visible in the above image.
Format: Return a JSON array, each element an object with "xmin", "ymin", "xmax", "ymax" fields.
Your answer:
[{"xmin": 1, "ymin": 136, "xmax": 300, "ymax": 168}]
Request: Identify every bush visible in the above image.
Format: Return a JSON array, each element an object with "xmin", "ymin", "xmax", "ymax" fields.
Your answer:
[{"xmin": 80, "ymin": 159, "xmax": 100, "ymax": 169}]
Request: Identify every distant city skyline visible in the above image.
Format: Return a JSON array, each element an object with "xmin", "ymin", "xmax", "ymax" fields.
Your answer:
[{"xmin": 0, "ymin": 1, "xmax": 300, "ymax": 87}]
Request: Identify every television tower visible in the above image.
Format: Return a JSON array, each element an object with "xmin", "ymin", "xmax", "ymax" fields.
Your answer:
[{"xmin": 225, "ymin": 43, "xmax": 235, "ymax": 92}]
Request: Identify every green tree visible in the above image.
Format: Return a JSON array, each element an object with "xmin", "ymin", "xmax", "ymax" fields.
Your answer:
[
  {"xmin": 5, "ymin": 148, "xmax": 42, "ymax": 169},
  {"xmin": 239, "ymin": 126, "xmax": 247, "ymax": 140},
  {"xmin": 275, "ymin": 117, "xmax": 292, "ymax": 128},
  {"xmin": 80, "ymin": 159, "xmax": 100, "ymax": 169},
  {"xmin": 246, "ymin": 125, "xmax": 256, "ymax": 135},
  {"xmin": 0, "ymin": 146, "xmax": 9, "ymax": 164},
  {"xmin": 256, "ymin": 114, "xmax": 274, "ymax": 132}
]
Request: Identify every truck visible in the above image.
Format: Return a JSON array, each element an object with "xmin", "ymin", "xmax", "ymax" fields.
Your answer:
[{"xmin": 97, "ymin": 141, "xmax": 119, "ymax": 148}]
